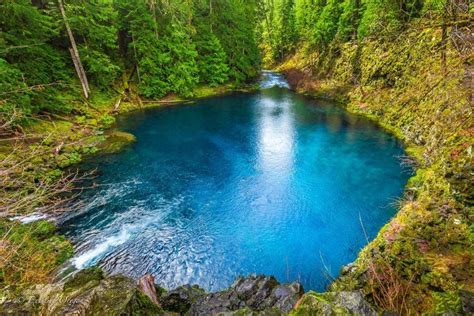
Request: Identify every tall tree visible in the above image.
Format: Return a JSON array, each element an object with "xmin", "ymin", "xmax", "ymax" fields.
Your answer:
[{"xmin": 58, "ymin": 0, "xmax": 90, "ymax": 99}]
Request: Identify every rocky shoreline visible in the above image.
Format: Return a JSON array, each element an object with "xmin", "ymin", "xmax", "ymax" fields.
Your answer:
[
  {"xmin": 1, "ymin": 267, "xmax": 388, "ymax": 315},
  {"xmin": 2, "ymin": 269, "xmax": 303, "ymax": 315}
]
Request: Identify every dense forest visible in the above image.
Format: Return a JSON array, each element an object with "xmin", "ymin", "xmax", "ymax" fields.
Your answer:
[
  {"xmin": 1, "ymin": 0, "xmax": 260, "ymax": 130},
  {"xmin": 1, "ymin": 0, "xmax": 473, "ymax": 315}
]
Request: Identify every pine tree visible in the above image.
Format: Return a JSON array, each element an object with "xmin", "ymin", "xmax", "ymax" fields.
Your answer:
[
  {"xmin": 211, "ymin": 0, "xmax": 260, "ymax": 82},
  {"xmin": 164, "ymin": 23, "xmax": 199, "ymax": 97},
  {"xmin": 0, "ymin": 0, "xmax": 72, "ymax": 119},
  {"xmin": 195, "ymin": 25, "xmax": 229, "ymax": 86},
  {"xmin": 115, "ymin": 0, "xmax": 170, "ymax": 98},
  {"xmin": 337, "ymin": 0, "xmax": 362, "ymax": 41},
  {"xmin": 65, "ymin": 0, "xmax": 120, "ymax": 89},
  {"xmin": 312, "ymin": 0, "xmax": 343, "ymax": 48}
]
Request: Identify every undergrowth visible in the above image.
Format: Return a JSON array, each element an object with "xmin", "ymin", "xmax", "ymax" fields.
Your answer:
[{"xmin": 279, "ymin": 21, "xmax": 473, "ymax": 314}]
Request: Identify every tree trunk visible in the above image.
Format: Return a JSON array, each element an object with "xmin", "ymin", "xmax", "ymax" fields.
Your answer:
[{"xmin": 58, "ymin": 0, "xmax": 90, "ymax": 99}]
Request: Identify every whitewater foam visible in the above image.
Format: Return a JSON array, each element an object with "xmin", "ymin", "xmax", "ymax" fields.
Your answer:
[{"xmin": 72, "ymin": 228, "xmax": 131, "ymax": 269}]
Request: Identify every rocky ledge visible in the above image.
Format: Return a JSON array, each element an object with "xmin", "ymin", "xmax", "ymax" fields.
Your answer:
[{"xmin": 1, "ymin": 268, "xmax": 305, "ymax": 315}]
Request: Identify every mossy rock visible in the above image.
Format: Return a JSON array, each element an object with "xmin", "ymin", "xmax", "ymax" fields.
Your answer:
[
  {"xmin": 24, "ymin": 272, "xmax": 162, "ymax": 315},
  {"xmin": 290, "ymin": 291, "xmax": 377, "ymax": 316},
  {"xmin": 63, "ymin": 267, "xmax": 104, "ymax": 292},
  {"xmin": 87, "ymin": 275, "xmax": 161, "ymax": 315},
  {"xmin": 99, "ymin": 130, "xmax": 136, "ymax": 154}
]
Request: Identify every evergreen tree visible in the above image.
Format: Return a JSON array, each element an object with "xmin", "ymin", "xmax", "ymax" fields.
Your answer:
[
  {"xmin": 0, "ymin": 0, "xmax": 71, "ymax": 119},
  {"xmin": 357, "ymin": 0, "xmax": 402, "ymax": 38},
  {"xmin": 194, "ymin": 25, "xmax": 229, "ymax": 86},
  {"xmin": 65, "ymin": 0, "xmax": 120, "ymax": 89},
  {"xmin": 337, "ymin": 0, "xmax": 362, "ymax": 41},
  {"xmin": 164, "ymin": 23, "xmax": 199, "ymax": 97},
  {"xmin": 115, "ymin": 0, "xmax": 170, "ymax": 98},
  {"xmin": 274, "ymin": 0, "xmax": 297, "ymax": 60},
  {"xmin": 312, "ymin": 0, "xmax": 343, "ymax": 48},
  {"xmin": 211, "ymin": 0, "xmax": 260, "ymax": 82}
]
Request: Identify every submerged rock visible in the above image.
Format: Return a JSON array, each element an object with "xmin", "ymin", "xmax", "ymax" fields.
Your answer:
[{"xmin": 99, "ymin": 130, "xmax": 136, "ymax": 154}]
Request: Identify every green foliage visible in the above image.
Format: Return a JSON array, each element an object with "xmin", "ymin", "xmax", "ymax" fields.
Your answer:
[
  {"xmin": 0, "ymin": 0, "xmax": 71, "ymax": 124},
  {"xmin": 337, "ymin": 0, "xmax": 361, "ymax": 41},
  {"xmin": 164, "ymin": 23, "xmax": 199, "ymax": 97},
  {"xmin": 98, "ymin": 114, "xmax": 116, "ymax": 128},
  {"xmin": 357, "ymin": 0, "xmax": 402, "ymax": 38},
  {"xmin": 432, "ymin": 291, "xmax": 462, "ymax": 314},
  {"xmin": 0, "ymin": 0, "xmax": 261, "ymax": 129},
  {"xmin": 62, "ymin": 0, "xmax": 121, "ymax": 88},
  {"xmin": 0, "ymin": 59, "xmax": 31, "ymax": 125},
  {"xmin": 0, "ymin": 219, "xmax": 73, "ymax": 287},
  {"xmin": 194, "ymin": 24, "xmax": 229, "ymax": 86},
  {"xmin": 312, "ymin": 0, "xmax": 343, "ymax": 48},
  {"xmin": 55, "ymin": 152, "xmax": 82, "ymax": 168},
  {"xmin": 211, "ymin": 0, "xmax": 261, "ymax": 82},
  {"xmin": 261, "ymin": 0, "xmax": 430, "ymax": 64}
]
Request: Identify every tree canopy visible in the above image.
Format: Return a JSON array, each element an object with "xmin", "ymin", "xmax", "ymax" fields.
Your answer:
[{"xmin": 0, "ymin": 0, "xmax": 261, "ymax": 127}]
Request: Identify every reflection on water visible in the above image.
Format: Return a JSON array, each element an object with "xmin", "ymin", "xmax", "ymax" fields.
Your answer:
[{"xmin": 60, "ymin": 73, "xmax": 410, "ymax": 291}]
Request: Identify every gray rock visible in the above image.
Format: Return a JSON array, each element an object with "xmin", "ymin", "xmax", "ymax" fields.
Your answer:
[
  {"xmin": 160, "ymin": 284, "xmax": 206, "ymax": 313},
  {"xmin": 188, "ymin": 275, "xmax": 303, "ymax": 315},
  {"xmin": 188, "ymin": 288, "xmax": 245, "ymax": 315},
  {"xmin": 334, "ymin": 291, "xmax": 377, "ymax": 316},
  {"xmin": 272, "ymin": 282, "xmax": 304, "ymax": 313},
  {"xmin": 460, "ymin": 290, "xmax": 474, "ymax": 314}
]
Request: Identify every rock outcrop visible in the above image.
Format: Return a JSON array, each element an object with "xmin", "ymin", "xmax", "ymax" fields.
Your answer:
[
  {"xmin": 188, "ymin": 275, "xmax": 304, "ymax": 315},
  {"xmin": 291, "ymin": 291, "xmax": 377, "ymax": 315},
  {"xmin": 1, "ymin": 268, "xmax": 161, "ymax": 315},
  {"xmin": 1, "ymin": 270, "xmax": 305, "ymax": 315}
]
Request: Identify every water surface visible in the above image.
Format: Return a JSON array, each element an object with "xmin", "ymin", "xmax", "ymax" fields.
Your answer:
[{"xmin": 61, "ymin": 73, "xmax": 410, "ymax": 291}]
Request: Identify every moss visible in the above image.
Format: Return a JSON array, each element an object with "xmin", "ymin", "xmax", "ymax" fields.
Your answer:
[
  {"xmin": 193, "ymin": 84, "xmax": 231, "ymax": 98},
  {"xmin": 127, "ymin": 290, "xmax": 163, "ymax": 315},
  {"xmin": 25, "ymin": 120, "xmax": 74, "ymax": 136},
  {"xmin": 0, "ymin": 220, "xmax": 73, "ymax": 288},
  {"xmin": 279, "ymin": 19, "xmax": 473, "ymax": 314},
  {"xmin": 63, "ymin": 267, "xmax": 104, "ymax": 292},
  {"xmin": 99, "ymin": 130, "xmax": 136, "ymax": 154},
  {"xmin": 290, "ymin": 292, "xmax": 350, "ymax": 315},
  {"xmin": 432, "ymin": 290, "xmax": 463, "ymax": 314}
]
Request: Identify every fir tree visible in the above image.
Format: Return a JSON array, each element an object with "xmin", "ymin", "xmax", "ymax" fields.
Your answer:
[{"xmin": 195, "ymin": 26, "xmax": 229, "ymax": 86}]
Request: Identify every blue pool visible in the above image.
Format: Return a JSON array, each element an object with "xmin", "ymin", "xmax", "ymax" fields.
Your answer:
[{"xmin": 60, "ymin": 72, "xmax": 410, "ymax": 291}]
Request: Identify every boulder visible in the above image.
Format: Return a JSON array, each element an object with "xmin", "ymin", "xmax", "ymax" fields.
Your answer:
[
  {"xmin": 3, "ymin": 272, "xmax": 303, "ymax": 315},
  {"xmin": 159, "ymin": 284, "xmax": 205, "ymax": 313},
  {"xmin": 460, "ymin": 290, "xmax": 474, "ymax": 314},
  {"xmin": 4, "ymin": 269, "xmax": 162, "ymax": 315},
  {"xmin": 291, "ymin": 291, "xmax": 377, "ymax": 316},
  {"xmin": 188, "ymin": 275, "xmax": 303, "ymax": 315},
  {"xmin": 334, "ymin": 291, "xmax": 377, "ymax": 316}
]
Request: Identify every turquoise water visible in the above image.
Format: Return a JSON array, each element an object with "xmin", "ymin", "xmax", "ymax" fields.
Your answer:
[{"xmin": 60, "ymin": 73, "xmax": 410, "ymax": 291}]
